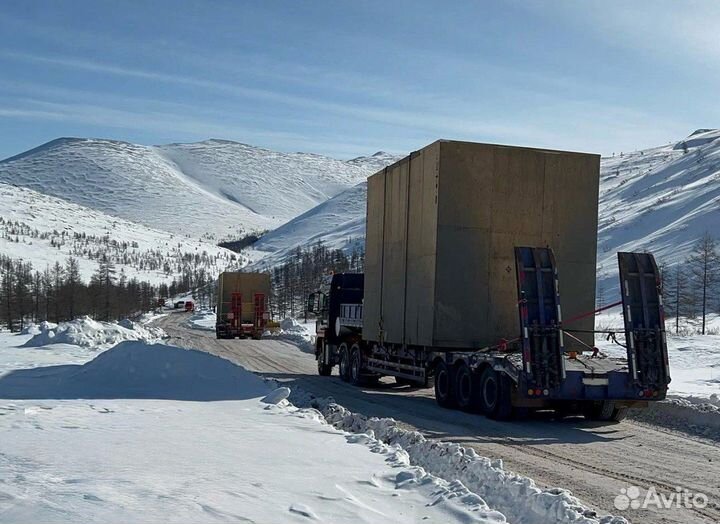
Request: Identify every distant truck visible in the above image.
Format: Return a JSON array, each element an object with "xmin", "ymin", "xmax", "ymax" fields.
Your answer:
[
  {"xmin": 184, "ymin": 301, "xmax": 194, "ymax": 312},
  {"xmin": 216, "ymin": 272, "xmax": 270, "ymax": 339},
  {"xmin": 308, "ymin": 140, "xmax": 670, "ymax": 421}
]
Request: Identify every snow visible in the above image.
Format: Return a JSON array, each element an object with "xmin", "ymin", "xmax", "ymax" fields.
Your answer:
[
  {"xmin": 630, "ymin": 395, "xmax": 720, "ymax": 440},
  {"xmin": 248, "ymin": 181, "xmax": 368, "ymax": 268},
  {"xmin": 0, "ymin": 324, "xmax": 513, "ymax": 523},
  {"xmin": 22, "ymin": 316, "xmax": 166, "ymax": 349},
  {"xmin": 0, "ymin": 181, "xmax": 238, "ymax": 283},
  {"xmin": 185, "ymin": 311, "xmax": 317, "ymax": 353},
  {"xmin": 185, "ymin": 309, "xmax": 217, "ymax": 332},
  {"xmin": 0, "ymin": 137, "xmax": 392, "ymax": 240},
  {"xmin": 594, "ymin": 309, "xmax": 720, "ymax": 399},
  {"xmin": 284, "ymin": 391, "xmax": 627, "ymax": 524},
  {"xmin": 271, "ymin": 317, "xmax": 316, "ymax": 353},
  {"xmin": 596, "ymin": 129, "xmax": 720, "ymax": 296},
  {"xmin": 261, "ymin": 386, "xmax": 291, "ymax": 404},
  {"xmin": 591, "ymin": 308, "xmax": 720, "ymax": 439}
]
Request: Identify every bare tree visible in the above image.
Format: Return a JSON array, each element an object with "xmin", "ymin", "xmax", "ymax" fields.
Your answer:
[
  {"xmin": 1, "ymin": 258, "xmax": 15, "ymax": 331},
  {"xmin": 663, "ymin": 264, "xmax": 691, "ymax": 334},
  {"xmin": 686, "ymin": 233, "xmax": 720, "ymax": 334},
  {"xmin": 65, "ymin": 257, "xmax": 81, "ymax": 319}
]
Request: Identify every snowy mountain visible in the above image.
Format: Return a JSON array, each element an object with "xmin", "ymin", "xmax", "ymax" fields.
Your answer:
[
  {"xmin": 596, "ymin": 129, "xmax": 720, "ymax": 293},
  {"xmin": 346, "ymin": 151, "xmax": 401, "ymax": 172},
  {"xmin": 0, "ymin": 182, "xmax": 237, "ymax": 284},
  {"xmin": 0, "ymin": 138, "xmax": 388, "ymax": 240},
  {"xmin": 247, "ymin": 181, "xmax": 368, "ymax": 269},
  {"xmin": 250, "ymin": 132, "xmax": 720, "ymax": 295}
]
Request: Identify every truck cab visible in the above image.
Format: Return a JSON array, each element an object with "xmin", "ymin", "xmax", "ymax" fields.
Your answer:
[{"xmin": 307, "ymin": 273, "xmax": 364, "ymax": 376}]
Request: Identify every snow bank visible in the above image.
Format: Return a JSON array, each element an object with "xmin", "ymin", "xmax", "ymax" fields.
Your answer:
[
  {"xmin": 185, "ymin": 310, "xmax": 216, "ymax": 332},
  {"xmin": 20, "ymin": 321, "xmax": 57, "ymax": 336},
  {"xmin": 282, "ymin": 389, "xmax": 626, "ymax": 524},
  {"xmin": 267, "ymin": 318, "xmax": 315, "ymax": 353},
  {"xmin": 261, "ymin": 387, "xmax": 291, "ymax": 405},
  {"xmin": 629, "ymin": 395, "xmax": 720, "ymax": 441},
  {"xmin": 0, "ymin": 341, "xmax": 269, "ymax": 400},
  {"xmin": 22, "ymin": 316, "xmax": 166, "ymax": 349},
  {"xmin": 0, "ymin": 393, "xmax": 503, "ymax": 523}
]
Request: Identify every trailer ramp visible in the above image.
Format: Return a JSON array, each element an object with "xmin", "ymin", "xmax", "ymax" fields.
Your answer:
[
  {"xmin": 515, "ymin": 247, "xmax": 566, "ymax": 391},
  {"xmin": 618, "ymin": 252, "xmax": 670, "ymax": 395}
]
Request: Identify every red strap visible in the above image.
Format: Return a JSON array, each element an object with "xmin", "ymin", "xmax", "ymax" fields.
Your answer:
[{"xmin": 562, "ymin": 300, "xmax": 622, "ymax": 326}]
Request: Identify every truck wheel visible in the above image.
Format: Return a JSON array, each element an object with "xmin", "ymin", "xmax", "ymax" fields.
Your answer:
[
  {"xmin": 349, "ymin": 345, "xmax": 365, "ymax": 386},
  {"xmin": 583, "ymin": 401, "xmax": 627, "ymax": 422},
  {"xmin": 434, "ymin": 360, "xmax": 456, "ymax": 408},
  {"xmin": 454, "ymin": 362, "xmax": 476, "ymax": 412},
  {"xmin": 479, "ymin": 368, "xmax": 513, "ymax": 420},
  {"xmin": 317, "ymin": 359, "xmax": 332, "ymax": 376},
  {"xmin": 338, "ymin": 343, "xmax": 350, "ymax": 382}
]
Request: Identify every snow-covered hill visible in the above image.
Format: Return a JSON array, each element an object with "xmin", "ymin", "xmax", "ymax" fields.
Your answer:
[
  {"xmin": 0, "ymin": 182, "xmax": 237, "ymax": 283},
  {"xmin": 246, "ymin": 181, "xmax": 368, "ymax": 269},
  {"xmin": 596, "ymin": 129, "xmax": 720, "ymax": 293},
  {"xmin": 0, "ymin": 138, "xmax": 388, "ymax": 240},
  {"xmin": 250, "ymin": 132, "xmax": 720, "ymax": 296}
]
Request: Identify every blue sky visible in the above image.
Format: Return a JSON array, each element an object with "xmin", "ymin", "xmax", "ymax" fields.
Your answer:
[{"xmin": 1, "ymin": 0, "xmax": 718, "ymax": 160}]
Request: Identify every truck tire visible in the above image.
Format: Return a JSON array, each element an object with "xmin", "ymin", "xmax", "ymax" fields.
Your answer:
[
  {"xmin": 317, "ymin": 359, "xmax": 332, "ymax": 376},
  {"xmin": 317, "ymin": 341, "xmax": 332, "ymax": 376},
  {"xmin": 583, "ymin": 401, "xmax": 628, "ymax": 422},
  {"xmin": 454, "ymin": 362, "xmax": 476, "ymax": 412},
  {"xmin": 479, "ymin": 367, "xmax": 513, "ymax": 420},
  {"xmin": 338, "ymin": 343, "xmax": 350, "ymax": 382},
  {"xmin": 434, "ymin": 360, "xmax": 456, "ymax": 408},
  {"xmin": 349, "ymin": 345, "xmax": 365, "ymax": 386}
]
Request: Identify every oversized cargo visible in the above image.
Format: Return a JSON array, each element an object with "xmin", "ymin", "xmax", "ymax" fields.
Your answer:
[
  {"xmin": 363, "ymin": 140, "xmax": 600, "ymax": 350},
  {"xmin": 216, "ymin": 272, "xmax": 271, "ymax": 339}
]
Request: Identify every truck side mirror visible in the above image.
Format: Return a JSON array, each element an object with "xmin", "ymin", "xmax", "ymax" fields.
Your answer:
[{"xmin": 307, "ymin": 293, "xmax": 316, "ymax": 313}]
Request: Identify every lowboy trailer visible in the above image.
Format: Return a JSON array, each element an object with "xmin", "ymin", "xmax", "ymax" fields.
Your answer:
[
  {"xmin": 308, "ymin": 140, "xmax": 670, "ymax": 421},
  {"xmin": 309, "ymin": 250, "xmax": 669, "ymax": 421}
]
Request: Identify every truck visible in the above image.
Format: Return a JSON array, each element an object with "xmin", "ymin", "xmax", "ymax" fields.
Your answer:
[
  {"xmin": 216, "ymin": 272, "xmax": 271, "ymax": 339},
  {"xmin": 308, "ymin": 140, "xmax": 670, "ymax": 421}
]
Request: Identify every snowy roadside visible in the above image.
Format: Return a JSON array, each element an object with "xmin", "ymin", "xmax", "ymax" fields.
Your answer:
[
  {"xmin": 0, "ymin": 322, "xmax": 515, "ymax": 523},
  {"xmin": 273, "ymin": 384, "xmax": 626, "ymax": 524},
  {"xmin": 270, "ymin": 317, "xmax": 316, "ymax": 353},
  {"xmin": 184, "ymin": 309, "xmax": 216, "ymax": 332},
  {"xmin": 184, "ymin": 311, "xmax": 317, "ymax": 353},
  {"xmin": 594, "ymin": 310, "xmax": 720, "ymax": 440}
]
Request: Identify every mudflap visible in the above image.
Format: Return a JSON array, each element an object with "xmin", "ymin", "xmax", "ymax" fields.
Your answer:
[
  {"xmin": 618, "ymin": 252, "xmax": 671, "ymax": 395},
  {"xmin": 515, "ymin": 247, "xmax": 565, "ymax": 391}
]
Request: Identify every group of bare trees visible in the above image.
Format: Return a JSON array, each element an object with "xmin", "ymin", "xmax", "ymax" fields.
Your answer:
[
  {"xmin": 267, "ymin": 241, "xmax": 364, "ymax": 319},
  {"xmin": 662, "ymin": 233, "xmax": 720, "ymax": 334},
  {"xmin": 0, "ymin": 216, "xmax": 237, "ymax": 280},
  {"xmin": 0, "ymin": 254, "xmax": 194, "ymax": 332}
]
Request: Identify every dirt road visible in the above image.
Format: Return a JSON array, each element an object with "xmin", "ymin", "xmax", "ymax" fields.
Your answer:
[{"xmin": 157, "ymin": 313, "xmax": 719, "ymax": 524}]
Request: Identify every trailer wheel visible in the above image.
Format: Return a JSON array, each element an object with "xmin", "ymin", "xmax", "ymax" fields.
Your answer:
[
  {"xmin": 583, "ymin": 401, "xmax": 628, "ymax": 422},
  {"xmin": 339, "ymin": 343, "xmax": 350, "ymax": 382},
  {"xmin": 349, "ymin": 345, "xmax": 365, "ymax": 386},
  {"xmin": 317, "ymin": 359, "xmax": 332, "ymax": 376},
  {"xmin": 434, "ymin": 360, "xmax": 456, "ymax": 408},
  {"xmin": 454, "ymin": 362, "xmax": 476, "ymax": 412},
  {"xmin": 479, "ymin": 368, "xmax": 513, "ymax": 420}
]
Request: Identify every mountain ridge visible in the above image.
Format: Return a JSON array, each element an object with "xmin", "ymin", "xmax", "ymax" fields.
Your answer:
[{"xmin": 0, "ymin": 137, "xmax": 397, "ymax": 240}]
